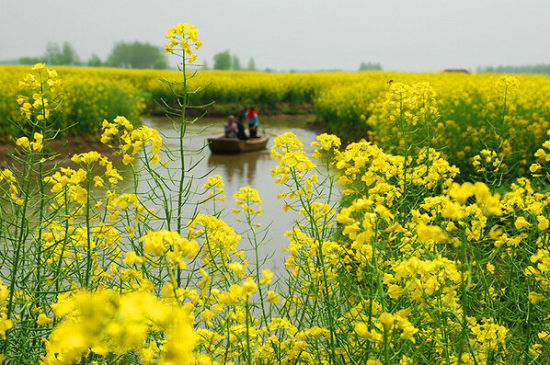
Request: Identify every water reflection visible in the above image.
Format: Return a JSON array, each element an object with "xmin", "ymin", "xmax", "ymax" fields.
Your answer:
[{"xmin": 207, "ymin": 150, "xmax": 264, "ymax": 186}]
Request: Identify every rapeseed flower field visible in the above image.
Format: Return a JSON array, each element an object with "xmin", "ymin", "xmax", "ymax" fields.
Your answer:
[
  {"xmin": 2, "ymin": 63, "xmax": 549, "ymax": 181},
  {"xmin": 0, "ymin": 22, "xmax": 549, "ymax": 364}
]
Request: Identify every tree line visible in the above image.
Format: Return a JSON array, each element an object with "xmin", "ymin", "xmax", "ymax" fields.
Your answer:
[
  {"xmin": 358, "ymin": 62, "xmax": 382, "ymax": 71},
  {"xmin": 209, "ymin": 50, "xmax": 256, "ymax": 71},
  {"xmin": 478, "ymin": 64, "xmax": 550, "ymax": 75},
  {"xmin": 15, "ymin": 42, "xmax": 383, "ymax": 72},
  {"xmin": 14, "ymin": 41, "xmax": 385, "ymax": 72},
  {"xmin": 18, "ymin": 41, "xmax": 168, "ymax": 69},
  {"xmin": 16, "ymin": 43, "xmax": 258, "ymax": 71},
  {"xmin": 13, "ymin": 43, "xmax": 549, "ymax": 74}
]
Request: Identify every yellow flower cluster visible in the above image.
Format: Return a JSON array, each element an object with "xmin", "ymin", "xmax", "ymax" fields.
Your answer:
[
  {"xmin": 44, "ymin": 166, "xmax": 90, "ymax": 208},
  {"xmin": 42, "ymin": 289, "xmax": 198, "ymax": 365},
  {"xmin": 354, "ymin": 311, "xmax": 418, "ymax": 343},
  {"xmin": 139, "ymin": 230, "xmax": 199, "ymax": 268},
  {"xmin": 472, "ymin": 149, "xmax": 502, "ymax": 172},
  {"xmin": 233, "ymin": 186, "xmax": 262, "ymax": 217},
  {"xmin": 271, "ymin": 132, "xmax": 317, "ymax": 196},
  {"xmin": 164, "ymin": 23, "xmax": 203, "ymax": 63},
  {"xmin": 107, "ymin": 193, "xmax": 148, "ymax": 224},
  {"xmin": 311, "ymin": 133, "xmax": 341, "ymax": 161},
  {"xmin": 0, "ymin": 65, "xmax": 146, "ymax": 141},
  {"xmin": 101, "ymin": 115, "xmax": 163, "ymax": 166},
  {"xmin": 530, "ymin": 129, "xmax": 550, "ymax": 179},
  {"xmin": 316, "ymin": 73, "xmax": 550, "ymax": 180},
  {"xmin": 273, "ymin": 130, "xmax": 550, "ymax": 363},
  {"xmin": 202, "ymin": 174, "xmax": 225, "ymax": 202},
  {"xmin": 0, "ymin": 281, "xmax": 13, "ymax": 341},
  {"xmin": 0, "ymin": 168, "xmax": 23, "ymax": 204},
  {"xmin": 370, "ymin": 81, "xmax": 439, "ymax": 157},
  {"xmin": 16, "ymin": 63, "xmax": 60, "ymax": 122},
  {"xmin": 16, "ymin": 132, "xmax": 44, "ymax": 152},
  {"xmin": 189, "ymin": 214, "xmax": 242, "ymax": 269}
]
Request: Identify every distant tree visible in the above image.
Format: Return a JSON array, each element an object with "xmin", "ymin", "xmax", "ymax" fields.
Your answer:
[
  {"xmin": 232, "ymin": 55, "xmax": 241, "ymax": 70},
  {"xmin": 213, "ymin": 50, "xmax": 232, "ymax": 70},
  {"xmin": 358, "ymin": 62, "xmax": 382, "ymax": 71},
  {"xmin": 61, "ymin": 42, "xmax": 80, "ymax": 65},
  {"xmin": 19, "ymin": 56, "xmax": 44, "ymax": 65},
  {"xmin": 44, "ymin": 42, "xmax": 80, "ymax": 65},
  {"xmin": 247, "ymin": 57, "xmax": 256, "ymax": 71},
  {"xmin": 153, "ymin": 57, "xmax": 168, "ymax": 69},
  {"xmin": 478, "ymin": 63, "xmax": 550, "ymax": 75},
  {"xmin": 44, "ymin": 42, "xmax": 61, "ymax": 64},
  {"xmin": 88, "ymin": 54, "xmax": 103, "ymax": 67},
  {"xmin": 107, "ymin": 41, "xmax": 167, "ymax": 69},
  {"xmin": 201, "ymin": 59, "xmax": 209, "ymax": 70},
  {"xmin": 0, "ymin": 59, "xmax": 19, "ymax": 65}
]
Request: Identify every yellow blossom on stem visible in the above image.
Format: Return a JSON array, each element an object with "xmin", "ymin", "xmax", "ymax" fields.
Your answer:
[{"xmin": 164, "ymin": 23, "xmax": 203, "ymax": 62}]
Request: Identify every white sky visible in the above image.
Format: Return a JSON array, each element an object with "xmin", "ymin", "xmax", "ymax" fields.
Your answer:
[{"xmin": 1, "ymin": 0, "xmax": 549, "ymax": 72}]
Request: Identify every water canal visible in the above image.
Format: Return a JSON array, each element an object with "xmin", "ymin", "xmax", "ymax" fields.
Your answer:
[{"xmin": 138, "ymin": 114, "xmax": 332, "ymax": 274}]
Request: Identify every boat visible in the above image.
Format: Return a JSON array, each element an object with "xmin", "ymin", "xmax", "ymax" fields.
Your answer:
[{"xmin": 207, "ymin": 134, "xmax": 270, "ymax": 154}]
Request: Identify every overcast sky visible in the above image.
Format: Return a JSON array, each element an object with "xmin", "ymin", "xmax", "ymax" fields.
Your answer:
[{"xmin": 1, "ymin": 0, "xmax": 549, "ymax": 72}]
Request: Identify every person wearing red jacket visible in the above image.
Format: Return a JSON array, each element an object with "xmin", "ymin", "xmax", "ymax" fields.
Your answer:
[{"xmin": 245, "ymin": 107, "xmax": 260, "ymax": 138}]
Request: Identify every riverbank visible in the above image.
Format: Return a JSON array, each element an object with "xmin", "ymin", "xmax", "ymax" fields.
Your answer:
[
  {"xmin": 0, "ymin": 135, "xmax": 114, "ymax": 164},
  {"xmin": 0, "ymin": 113, "xmax": 321, "ymax": 164},
  {"xmin": 150, "ymin": 102, "xmax": 315, "ymax": 118}
]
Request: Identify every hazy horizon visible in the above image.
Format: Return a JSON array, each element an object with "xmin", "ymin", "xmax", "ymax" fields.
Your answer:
[{"xmin": 1, "ymin": 0, "xmax": 549, "ymax": 72}]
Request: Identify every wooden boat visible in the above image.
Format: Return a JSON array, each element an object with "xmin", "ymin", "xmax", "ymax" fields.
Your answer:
[{"xmin": 207, "ymin": 134, "xmax": 270, "ymax": 154}]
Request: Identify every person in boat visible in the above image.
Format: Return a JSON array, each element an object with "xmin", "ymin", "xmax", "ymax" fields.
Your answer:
[
  {"xmin": 224, "ymin": 115, "xmax": 238, "ymax": 138},
  {"xmin": 245, "ymin": 106, "xmax": 260, "ymax": 138},
  {"xmin": 236, "ymin": 114, "xmax": 248, "ymax": 140}
]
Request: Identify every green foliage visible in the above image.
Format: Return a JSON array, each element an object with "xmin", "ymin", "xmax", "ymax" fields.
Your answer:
[
  {"xmin": 107, "ymin": 41, "xmax": 167, "ymax": 69},
  {"xmin": 62, "ymin": 80, "xmax": 146, "ymax": 136},
  {"xmin": 213, "ymin": 50, "xmax": 232, "ymax": 70},
  {"xmin": 153, "ymin": 57, "xmax": 168, "ymax": 70},
  {"xmin": 247, "ymin": 57, "xmax": 256, "ymax": 71},
  {"xmin": 44, "ymin": 41, "xmax": 80, "ymax": 66},
  {"xmin": 479, "ymin": 63, "xmax": 550, "ymax": 75},
  {"xmin": 18, "ymin": 42, "xmax": 80, "ymax": 66},
  {"xmin": 87, "ymin": 54, "xmax": 103, "ymax": 67},
  {"xmin": 18, "ymin": 56, "xmax": 44, "ymax": 65},
  {"xmin": 0, "ymin": 66, "xmax": 146, "ymax": 141},
  {"xmin": 232, "ymin": 55, "xmax": 241, "ymax": 70},
  {"xmin": 358, "ymin": 61, "xmax": 382, "ymax": 71}
]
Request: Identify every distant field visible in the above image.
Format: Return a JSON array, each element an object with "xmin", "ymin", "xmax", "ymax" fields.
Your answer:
[{"xmin": 1, "ymin": 65, "xmax": 550, "ymax": 180}]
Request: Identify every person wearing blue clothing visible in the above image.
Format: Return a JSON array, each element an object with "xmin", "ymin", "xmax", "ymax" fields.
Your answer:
[{"xmin": 245, "ymin": 107, "xmax": 260, "ymax": 138}]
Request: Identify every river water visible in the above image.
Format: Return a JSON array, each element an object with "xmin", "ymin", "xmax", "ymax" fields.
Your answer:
[{"xmin": 140, "ymin": 115, "xmax": 327, "ymax": 274}]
